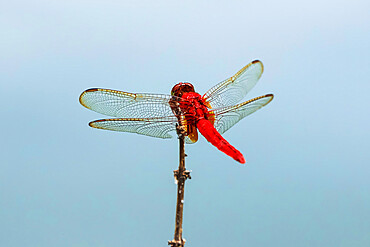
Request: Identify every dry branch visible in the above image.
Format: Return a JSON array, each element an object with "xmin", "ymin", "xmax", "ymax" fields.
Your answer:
[{"xmin": 168, "ymin": 125, "xmax": 191, "ymax": 247}]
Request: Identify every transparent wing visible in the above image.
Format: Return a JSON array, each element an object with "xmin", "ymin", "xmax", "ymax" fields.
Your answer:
[
  {"xmin": 79, "ymin": 88, "xmax": 180, "ymax": 118},
  {"xmin": 90, "ymin": 116, "xmax": 198, "ymax": 144},
  {"xmin": 89, "ymin": 116, "xmax": 179, "ymax": 139},
  {"xmin": 211, "ymin": 94, "xmax": 273, "ymax": 135},
  {"xmin": 203, "ymin": 60, "xmax": 264, "ymax": 108},
  {"xmin": 185, "ymin": 136, "xmax": 197, "ymax": 144}
]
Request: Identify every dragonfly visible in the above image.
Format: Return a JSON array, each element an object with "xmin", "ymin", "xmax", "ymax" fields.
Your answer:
[{"xmin": 79, "ymin": 60, "xmax": 273, "ymax": 164}]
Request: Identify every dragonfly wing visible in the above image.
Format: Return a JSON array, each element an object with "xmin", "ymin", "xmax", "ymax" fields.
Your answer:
[
  {"xmin": 185, "ymin": 135, "xmax": 197, "ymax": 144},
  {"xmin": 211, "ymin": 94, "xmax": 273, "ymax": 135},
  {"xmin": 203, "ymin": 60, "xmax": 264, "ymax": 108},
  {"xmin": 89, "ymin": 116, "xmax": 178, "ymax": 139},
  {"xmin": 80, "ymin": 88, "xmax": 178, "ymax": 118}
]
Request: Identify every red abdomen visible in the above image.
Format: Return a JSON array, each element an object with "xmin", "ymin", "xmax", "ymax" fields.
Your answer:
[{"xmin": 196, "ymin": 119, "xmax": 246, "ymax": 164}]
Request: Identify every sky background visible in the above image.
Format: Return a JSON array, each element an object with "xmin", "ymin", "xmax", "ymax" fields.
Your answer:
[{"xmin": 1, "ymin": 0, "xmax": 369, "ymax": 246}]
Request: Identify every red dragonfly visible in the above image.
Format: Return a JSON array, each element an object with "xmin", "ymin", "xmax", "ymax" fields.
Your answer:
[{"xmin": 79, "ymin": 60, "xmax": 273, "ymax": 164}]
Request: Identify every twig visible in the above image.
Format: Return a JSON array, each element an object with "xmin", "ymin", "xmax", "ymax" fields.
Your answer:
[{"xmin": 168, "ymin": 125, "xmax": 191, "ymax": 247}]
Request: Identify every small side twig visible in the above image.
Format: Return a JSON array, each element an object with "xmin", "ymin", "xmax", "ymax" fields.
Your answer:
[{"xmin": 168, "ymin": 125, "xmax": 191, "ymax": 247}]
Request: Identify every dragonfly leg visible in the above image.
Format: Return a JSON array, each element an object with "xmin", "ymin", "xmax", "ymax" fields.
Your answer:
[{"xmin": 176, "ymin": 123, "xmax": 187, "ymax": 138}]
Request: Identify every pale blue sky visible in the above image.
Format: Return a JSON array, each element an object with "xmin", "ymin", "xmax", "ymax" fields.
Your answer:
[{"xmin": 1, "ymin": 1, "xmax": 369, "ymax": 246}]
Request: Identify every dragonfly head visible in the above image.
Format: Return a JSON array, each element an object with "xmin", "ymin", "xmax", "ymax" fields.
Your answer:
[{"xmin": 171, "ymin": 82, "xmax": 195, "ymax": 97}]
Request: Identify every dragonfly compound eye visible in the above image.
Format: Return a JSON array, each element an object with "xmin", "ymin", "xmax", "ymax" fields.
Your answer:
[{"xmin": 171, "ymin": 82, "xmax": 195, "ymax": 97}]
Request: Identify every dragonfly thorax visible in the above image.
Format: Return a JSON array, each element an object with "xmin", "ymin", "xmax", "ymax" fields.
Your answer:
[{"xmin": 180, "ymin": 92, "xmax": 209, "ymax": 122}]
